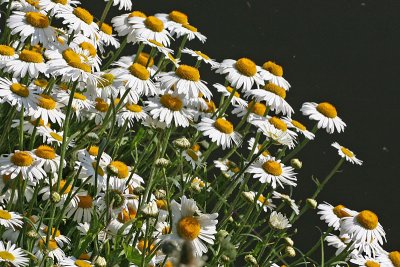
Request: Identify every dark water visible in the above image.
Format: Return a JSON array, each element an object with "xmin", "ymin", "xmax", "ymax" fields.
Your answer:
[{"xmin": 89, "ymin": 0, "xmax": 400, "ymax": 251}]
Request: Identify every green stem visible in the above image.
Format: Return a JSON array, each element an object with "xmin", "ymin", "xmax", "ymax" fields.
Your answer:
[
  {"xmin": 102, "ymin": 36, "xmax": 128, "ymax": 70},
  {"xmin": 98, "ymin": 0, "xmax": 114, "ymax": 27},
  {"xmin": 282, "ymin": 124, "xmax": 318, "ymax": 164},
  {"xmin": 19, "ymin": 106, "xmax": 24, "ymax": 150}
]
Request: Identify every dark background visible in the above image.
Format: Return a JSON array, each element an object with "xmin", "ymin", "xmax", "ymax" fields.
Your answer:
[{"xmin": 93, "ymin": 0, "xmax": 400, "ymax": 253}]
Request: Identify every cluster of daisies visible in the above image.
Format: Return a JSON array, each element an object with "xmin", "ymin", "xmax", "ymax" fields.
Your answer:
[{"xmin": 0, "ymin": 0, "xmax": 395, "ymax": 266}]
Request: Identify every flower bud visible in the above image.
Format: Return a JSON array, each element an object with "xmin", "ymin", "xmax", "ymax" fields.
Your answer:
[
  {"xmin": 133, "ymin": 186, "xmax": 145, "ymax": 195},
  {"xmin": 244, "ymin": 254, "xmax": 258, "ymax": 266},
  {"xmin": 155, "ymin": 158, "xmax": 171, "ymax": 168},
  {"xmin": 221, "ymin": 255, "xmax": 230, "ymax": 263},
  {"xmin": 241, "ymin": 191, "xmax": 255, "ymax": 203},
  {"xmin": 94, "ymin": 256, "xmax": 107, "ymax": 267},
  {"xmin": 306, "ymin": 198, "xmax": 318, "ymax": 209},
  {"xmin": 27, "ymin": 230, "xmax": 39, "ymax": 239},
  {"xmin": 290, "ymin": 158, "xmax": 302, "ymax": 169},
  {"xmin": 51, "ymin": 192, "xmax": 61, "ymax": 203},
  {"xmin": 217, "ymin": 230, "xmax": 229, "ymax": 240},
  {"xmin": 141, "ymin": 201, "xmax": 159, "ymax": 217},
  {"xmin": 285, "ymin": 246, "xmax": 296, "ymax": 257},
  {"xmin": 284, "ymin": 237, "xmax": 294, "ymax": 246},
  {"xmin": 86, "ymin": 132, "xmax": 100, "ymax": 143},
  {"xmin": 173, "ymin": 137, "xmax": 191, "ymax": 149},
  {"xmin": 154, "ymin": 189, "xmax": 166, "ymax": 199}
]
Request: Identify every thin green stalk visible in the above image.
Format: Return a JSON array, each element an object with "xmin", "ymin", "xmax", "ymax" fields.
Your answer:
[
  {"xmin": 102, "ymin": 36, "xmax": 128, "ymax": 70},
  {"xmin": 282, "ymin": 124, "xmax": 318, "ymax": 164},
  {"xmin": 98, "ymin": 0, "xmax": 114, "ymax": 27},
  {"xmin": 19, "ymin": 106, "xmax": 24, "ymax": 150}
]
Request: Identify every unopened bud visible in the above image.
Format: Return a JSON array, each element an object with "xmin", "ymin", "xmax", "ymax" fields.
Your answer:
[
  {"xmin": 27, "ymin": 230, "xmax": 39, "ymax": 239},
  {"xmin": 221, "ymin": 255, "xmax": 230, "ymax": 263},
  {"xmin": 86, "ymin": 132, "xmax": 100, "ymax": 143},
  {"xmin": 285, "ymin": 246, "xmax": 296, "ymax": 257},
  {"xmin": 290, "ymin": 158, "xmax": 302, "ymax": 169},
  {"xmin": 155, "ymin": 158, "xmax": 171, "ymax": 168},
  {"xmin": 173, "ymin": 137, "xmax": 191, "ymax": 149},
  {"xmin": 141, "ymin": 201, "xmax": 159, "ymax": 217},
  {"xmin": 306, "ymin": 198, "xmax": 318, "ymax": 209},
  {"xmin": 244, "ymin": 254, "xmax": 258, "ymax": 266},
  {"xmin": 51, "ymin": 192, "xmax": 61, "ymax": 203},
  {"xmin": 242, "ymin": 191, "xmax": 255, "ymax": 203},
  {"xmin": 284, "ymin": 237, "xmax": 294, "ymax": 246},
  {"xmin": 94, "ymin": 256, "xmax": 107, "ymax": 267},
  {"xmin": 154, "ymin": 189, "xmax": 166, "ymax": 199},
  {"xmin": 133, "ymin": 186, "xmax": 145, "ymax": 195},
  {"xmin": 228, "ymin": 216, "xmax": 234, "ymax": 223},
  {"xmin": 217, "ymin": 230, "xmax": 229, "ymax": 240}
]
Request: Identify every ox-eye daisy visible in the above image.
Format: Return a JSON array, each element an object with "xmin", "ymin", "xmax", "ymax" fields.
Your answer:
[
  {"xmin": 111, "ymin": 10, "xmax": 147, "ymax": 40},
  {"xmin": 246, "ymin": 191, "xmax": 276, "ymax": 212},
  {"xmin": 269, "ymin": 211, "xmax": 291, "ymax": 230},
  {"xmin": 332, "ymin": 142, "xmax": 363, "ymax": 165},
  {"xmin": 5, "ymin": 49, "xmax": 48, "ymax": 79},
  {"xmin": 182, "ymin": 48, "xmax": 217, "ymax": 66},
  {"xmin": 325, "ymin": 234, "xmax": 357, "ymax": 257},
  {"xmin": 0, "ymin": 241, "xmax": 28, "ymax": 267},
  {"xmin": 301, "ymin": 102, "xmax": 346, "ymax": 134},
  {"xmin": 182, "ymin": 144, "xmax": 204, "ymax": 169},
  {"xmin": 32, "ymin": 94, "xmax": 65, "ymax": 126},
  {"xmin": 58, "ymin": 7, "xmax": 99, "ymax": 40},
  {"xmin": 0, "ymin": 45, "xmax": 18, "ymax": 67},
  {"xmin": 246, "ymin": 156, "xmax": 297, "ymax": 189},
  {"xmin": 317, "ymin": 202, "xmax": 354, "ymax": 230},
  {"xmin": 39, "ymin": 178, "xmax": 79, "ymax": 207},
  {"xmin": 117, "ymin": 103, "xmax": 148, "ymax": 127},
  {"xmin": 38, "ymin": 0, "xmax": 79, "ymax": 16},
  {"xmin": 214, "ymin": 159, "xmax": 240, "ymax": 178},
  {"xmin": 145, "ymin": 94, "xmax": 193, "ymax": 128},
  {"xmin": 106, "ymin": 0, "xmax": 132, "ymax": 11},
  {"xmin": 251, "ymin": 118, "xmax": 295, "ymax": 148},
  {"xmin": 0, "ymin": 78, "xmax": 38, "ymax": 114},
  {"xmin": 379, "ymin": 251, "xmax": 400, "ymax": 267},
  {"xmin": 129, "ymin": 15, "xmax": 172, "ymax": 46},
  {"xmin": 283, "ymin": 117, "xmax": 315, "ymax": 140},
  {"xmin": 213, "ymin": 83, "xmax": 247, "ymax": 107},
  {"xmin": 214, "ymin": 58, "xmax": 264, "ymax": 92},
  {"xmin": 66, "ymin": 192, "xmax": 95, "ymax": 222},
  {"xmin": 140, "ymin": 38, "xmax": 174, "ymax": 58},
  {"xmin": 97, "ymin": 22, "xmax": 120, "ymax": 51},
  {"xmin": 59, "ymin": 257, "xmax": 94, "ymax": 267},
  {"xmin": 34, "ymin": 237, "xmax": 65, "ymax": 262},
  {"xmin": 272, "ymin": 191, "xmax": 300, "ymax": 215},
  {"xmin": 165, "ymin": 196, "xmax": 218, "ymax": 257},
  {"xmin": 351, "ymin": 255, "xmax": 383, "ymax": 267},
  {"xmin": 260, "ymin": 61, "xmax": 291, "ymax": 90},
  {"xmin": 197, "ymin": 117, "xmax": 242, "ymax": 150},
  {"xmin": 247, "ymin": 137, "xmax": 271, "ymax": 160},
  {"xmin": 170, "ymin": 23, "xmax": 207, "ymax": 43},
  {"xmin": 155, "ymin": 10, "xmax": 189, "ymax": 30},
  {"xmin": 0, "ymin": 209, "xmax": 23, "ymax": 230},
  {"xmin": 33, "ymin": 145, "xmax": 62, "ymax": 173}
]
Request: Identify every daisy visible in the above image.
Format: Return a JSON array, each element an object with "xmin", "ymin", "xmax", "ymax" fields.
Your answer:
[
  {"xmin": 379, "ymin": 251, "xmax": 400, "ymax": 267},
  {"xmin": 340, "ymin": 210, "xmax": 386, "ymax": 245},
  {"xmin": 317, "ymin": 202, "xmax": 354, "ymax": 230},
  {"xmin": 105, "ymin": 0, "xmax": 131, "ymax": 11},
  {"xmin": 87, "ymin": 72, "xmax": 120, "ymax": 100},
  {"xmin": 232, "ymin": 101, "xmax": 268, "ymax": 121},
  {"xmin": 0, "ymin": 241, "xmax": 28, "ymax": 267},
  {"xmin": 260, "ymin": 61, "xmax": 291, "ymax": 90},
  {"xmin": 129, "ymin": 15, "xmax": 172, "ymax": 46},
  {"xmin": 0, "ymin": 78, "xmax": 38, "ymax": 114},
  {"xmin": 97, "ymin": 22, "xmax": 120, "ymax": 51},
  {"xmin": 140, "ymin": 38, "xmax": 174, "ymax": 58},
  {"xmin": 0, "ymin": 45, "xmax": 18, "ymax": 67},
  {"xmin": 145, "ymin": 94, "xmax": 193, "ymax": 128},
  {"xmin": 0, "ymin": 209, "xmax": 23, "ymax": 230},
  {"xmin": 70, "ymin": 41, "xmax": 102, "ymax": 72},
  {"xmin": 269, "ymin": 211, "xmax": 291, "ymax": 230},
  {"xmin": 88, "ymin": 98, "xmax": 111, "ymax": 125},
  {"xmin": 157, "ymin": 64, "xmax": 212, "ymax": 99},
  {"xmin": 39, "ymin": 225, "xmax": 70, "ymax": 247},
  {"xmin": 111, "ymin": 10, "xmax": 146, "ymax": 40},
  {"xmin": 0, "ymin": 150, "xmax": 46, "ymax": 183},
  {"xmin": 5, "ymin": 49, "xmax": 48, "ymax": 79},
  {"xmin": 182, "ymin": 48, "xmax": 217, "ymax": 66},
  {"xmin": 8, "ymin": 10, "xmax": 55, "ymax": 47},
  {"xmin": 251, "ymin": 118, "xmax": 295, "ymax": 148},
  {"xmin": 283, "ymin": 117, "xmax": 315, "ymax": 140},
  {"xmin": 182, "ymin": 144, "xmax": 204, "ymax": 169},
  {"xmin": 332, "ymin": 142, "xmax": 363, "ymax": 165},
  {"xmin": 165, "ymin": 196, "xmax": 218, "ymax": 257},
  {"xmin": 214, "ymin": 58, "xmax": 264, "ymax": 92},
  {"xmin": 34, "ymin": 237, "xmax": 65, "ymax": 262},
  {"xmin": 58, "ymin": 7, "xmax": 99, "ymax": 40},
  {"xmin": 31, "ymin": 93, "xmax": 65, "ymax": 126},
  {"xmin": 155, "ymin": 10, "xmax": 189, "ymax": 30},
  {"xmin": 271, "ymin": 191, "xmax": 300, "ymax": 215},
  {"xmin": 55, "ymin": 90, "xmax": 94, "ymax": 118},
  {"xmin": 37, "ymin": 127, "xmax": 74, "ymax": 147},
  {"xmin": 59, "ymin": 257, "xmax": 94, "ymax": 267},
  {"xmin": 213, "ymin": 83, "xmax": 247, "ymax": 107},
  {"xmin": 170, "ymin": 23, "xmax": 206, "ymax": 43},
  {"xmin": 246, "ymin": 191, "xmax": 276, "ymax": 212},
  {"xmin": 197, "ymin": 117, "xmax": 242, "ymax": 150},
  {"xmin": 106, "ymin": 160, "xmax": 144, "ymax": 188},
  {"xmin": 247, "ymin": 137, "xmax": 270, "ymax": 160},
  {"xmin": 248, "ymin": 83, "xmax": 293, "ymax": 116},
  {"xmin": 38, "ymin": 0, "xmax": 79, "ymax": 16},
  {"xmin": 351, "ymin": 254, "xmax": 383, "ymax": 267},
  {"xmin": 247, "ymin": 156, "xmax": 297, "ymax": 189},
  {"xmin": 214, "ymin": 159, "xmax": 240, "ymax": 178},
  {"xmin": 39, "ymin": 178, "xmax": 79, "ymax": 207},
  {"xmin": 66, "ymin": 191, "xmax": 95, "ymax": 222},
  {"xmin": 325, "ymin": 234, "xmax": 357, "ymax": 257},
  {"xmin": 117, "ymin": 103, "xmax": 148, "ymax": 127},
  {"xmin": 12, "ymin": 118, "xmax": 49, "ymax": 135},
  {"xmin": 301, "ymin": 102, "xmax": 346, "ymax": 134},
  {"xmin": 97, "ymin": 178, "xmax": 134, "ymax": 216},
  {"xmin": 33, "ymin": 145, "xmax": 62, "ymax": 173}
]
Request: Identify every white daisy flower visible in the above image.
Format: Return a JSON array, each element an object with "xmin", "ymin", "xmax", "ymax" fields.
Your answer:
[
  {"xmin": 140, "ymin": 38, "xmax": 174, "ymax": 58},
  {"xmin": 7, "ymin": 11, "xmax": 55, "ymax": 47},
  {"xmin": 260, "ymin": 61, "xmax": 291, "ymax": 90},
  {"xmin": 251, "ymin": 118, "xmax": 296, "ymax": 148},
  {"xmin": 39, "ymin": 178, "xmax": 79, "ymax": 207},
  {"xmin": 37, "ymin": 127, "xmax": 74, "ymax": 147},
  {"xmin": 117, "ymin": 103, "xmax": 148, "ymax": 127},
  {"xmin": 317, "ymin": 202, "xmax": 354, "ymax": 230},
  {"xmin": 247, "ymin": 156, "xmax": 297, "ymax": 189},
  {"xmin": 332, "ymin": 142, "xmax": 363, "ymax": 165},
  {"xmin": 157, "ymin": 64, "xmax": 212, "ymax": 99},
  {"xmin": 38, "ymin": 0, "xmax": 79, "ymax": 16},
  {"xmin": 0, "ymin": 78, "xmax": 39, "ymax": 114},
  {"xmin": 0, "ymin": 209, "xmax": 23, "ymax": 230},
  {"xmin": 87, "ymin": 72, "xmax": 120, "ymax": 100},
  {"xmin": 0, "ymin": 241, "xmax": 29, "ymax": 267},
  {"xmin": 33, "ymin": 145, "xmax": 62, "ymax": 173},
  {"xmin": 65, "ymin": 192, "xmax": 95, "ymax": 222},
  {"xmin": 170, "ymin": 23, "xmax": 206, "ymax": 43},
  {"xmin": 197, "ymin": 117, "xmax": 242, "ymax": 150},
  {"xmin": 232, "ymin": 101, "xmax": 268, "ymax": 121},
  {"xmin": 111, "ymin": 10, "xmax": 147, "ymax": 40},
  {"xmin": 247, "ymin": 137, "xmax": 271, "ymax": 160},
  {"xmin": 34, "ymin": 237, "xmax": 65, "ymax": 262},
  {"xmin": 214, "ymin": 159, "xmax": 240, "ymax": 178},
  {"xmin": 0, "ymin": 45, "xmax": 18, "ymax": 67},
  {"xmin": 39, "ymin": 224, "xmax": 70, "ymax": 247},
  {"xmin": 283, "ymin": 117, "xmax": 315, "ymax": 140},
  {"xmin": 165, "ymin": 196, "xmax": 218, "ymax": 257},
  {"xmin": 106, "ymin": 160, "xmax": 144, "ymax": 188},
  {"xmin": 351, "ymin": 254, "xmax": 383, "ymax": 267},
  {"xmin": 214, "ymin": 58, "xmax": 264, "ymax": 92},
  {"xmin": 129, "ymin": 15, "xmax": 172, "ymax": 46},
  {"xmin": 55, "ymin": 89, "xmax": 94, "ymax": 115},
  {"xmin": 105, "ymin": 0, "xmax": 131, "ymax": 11},
  {"xmin": 340, "ymin": 210, "xmax": 386, "ymax": 245},
  {"xmin": 59, "ymin": 257, "xmax": 94, "ymax": 267},
  {"xmin": 31, "ymin": 93, "xmax": 65, "ymax": 126},
  {"xmin": 58, "ymin": 7, "xmax": 99, "ymax": 40},
  {"xmin": 182, "ymin": 48, "xmax": 217, "ymax": 66},
  {"xmin": 182, "ymin": 144, "xmax": 204, "ymax": 169},
  {"xmin": 246, "ymin": 191, "xmax": 276, "ymax": 212},
  {"xmin": 5, "ymin": 49, "xmax": 48, "ymax": 79},
  {"xmin": 269, "ymin": 211, "xmax": 291, "ymax": 230},
  {"xmin": 155, "ymin": 10, "xmax": 189, "ymax": 30},
  {"xmin": 272, "ymin": 191, "xmax": 300, "ymax": 215},
  {"xmin": 213, "ymin": 83, "xmax": 247, "ymax": 107},
  {"xmin": 97, "ymin": 22, "xmax": 120, "ymax": 51},
  {"xmin": 0, "ymin": 150, "xmax": 46, "ymax": 183},
  {"xmin": 97, "ymin": 178, "xmax": 134, "ymax": 216},
  {"xmin": 378, "ymin": 251, "xmax": 400, "ymax": 267},
  {"xmin": 301, "ymin": 102, "xmax": 346, "ymax": 134},
  {"xmin": 88, "ymin": 98, "xmax": 111, "ymax": 125},
  {"xmin": 145, "ymin": 94, "xmax": 193, "ymax": 128},
  {"xmin": 325, "ymin": 234, "xmax": 357, "ymax": 257}
]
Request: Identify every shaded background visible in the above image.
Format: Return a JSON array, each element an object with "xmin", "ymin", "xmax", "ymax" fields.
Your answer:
[{"xmin": 92, "ymin": 0, "xmax": 400, "ymax": 252}]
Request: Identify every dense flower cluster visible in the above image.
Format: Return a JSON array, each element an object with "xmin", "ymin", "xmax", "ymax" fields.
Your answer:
[{"xmin": 0, "ymin": 0, "xmax": 396, "ymax": 266}]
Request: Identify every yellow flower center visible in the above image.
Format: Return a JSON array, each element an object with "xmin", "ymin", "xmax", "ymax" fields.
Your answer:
[
  {"xmin": 79, "ymin": 253, "xmax": 90, "ymax": 260},
  {"xmin": 52, "ymin": 0, "xmax": 67, "ymax": 5},
  {"xmin": 0, "ymin": 45, "xmax": 15, "ymax": 56},
  {"xmin": 137, "ymin": 239, "xmax": 155, "ymax": 253},
  {"xmin": 50, "ymin": 132, "xmax": 63, "ymax": 142},
  {"xmin": 249, "ymin": 101, "xmax": 267, "ymax": 116},
  {"xmin": 135, "ymin": 52, "xmax": 154, "ymax": 67},
  {"xmin": 365, "ymin": 261, "xmax": 380, "ymax": 267},
  {"xmin": 34, "ymin": 79, "xmax": 48, "ymax": 88},
  {"xmin": 75, "ymin": 260, "xmax": 92, "ymax": 267},
  {"xmin": 68, "ymin": 61, "xmax": 92, "ymax": 72},
  {"xmin": 30, "ymin": 44, "xmax": 43, "ymax": 53},
  {"xmin": 177, "ymin": 216, "xmax": 201, "ymax": 240},
  {"xmin": 264, "ymin": 83, "xmax": 286, "ymax": 99},
  {"xmin": 144, "ymin": 16, "xmax": 164, "ymax": 32},
  {"xmin": 183, "ymin": 24, "xmax": 197, "ymax": 32},
  {"xmin": 192, "ymin": 177, "xmax": 205, "ymax": 187},
  {"xmin": 0, "ymin": 210, "xmax": 12, "ymax": 220},
  {"xmin": 128, "ymin": 11, "xmax": 147, "ymax": 18},
  {"xmin": 26, "ymin": 0, "xmax": 39, "ymax": 6},
  {"xmin": 98, "ymin": 73, "xmax": 114, "ymax": 88},
  {"xmin": 169, "ymin": 10, "xmax": 188, "ymax": 24},
  {"xmin": 191, "ymin": 144, "xmax": 200, "ymax": 152},
  {"xmin": 78, "ymin": 195, "xmax": 93, "ymax": 208},
  {"xmin": 227, "ymin": 161, "xmax": 240, "ymax": 173},
  {"xmin": 194, "ymin": 51, "xmax": 210, "ymax": 60},
  {"xmin": 25, "ymin": 12, "xmax": 49, "ymax": 28},
  {"xmin": 389, "ymin": 251, "xmax": 400, "ymax": 267},
  {"xmin": 258, "ymin": 144, "xmax": 270, "ymax": 157},
  {"xmin": 95, "ymin": 98, "xmax": 109, "ymax": 112},
  {"xmin": 0, "ymin": 251, "xmax": 15, "ymax": 261},
  {"xmin": 62, "ymin": 49, "xmax": 81, "ymax": 64},
  {"xmin": 165, "ymin": 261, "xmax": 173, "ymax": 267},
  {"xmin": 269, "ymin": 117, "xmax": 287, "ymax": 131},
  {"xmin": 79, "ymin": 42, "xmax": 96, "ymax": 57},
  {"xmin": 99, "ymin": 22, "xmax": 113, "ymax": 35},
  {"xmin": 214, "ymin": 118, "xmax": 234, "ymax": 134},
  {"xmin": 73, "ymin": 7, "xmax": 93, "ymax": 24},
  {"xmin": 87, "ymin": 145, "xmax": 99, "ymax": 156},
  {"xmin": 129, "ymin": 63, "xmax": 150, "ymax": 80},
  {"xmin": 162, "ymin": 226, "xmax": 171, "ymax": 235},
  {"xmin": 316, "ymin": 102, "xmax": 337, "ymax": 118},
  {"xmin": 92, "ymin": 162, "xmax": 104, "ymax": 176},
  {"xmin": 341, "ymin": 147, "xmax": 354, "ymax": 158},
  {"xmin": 117, "ymin": 207, "xmax": 136, "ymax": 223},
  {"xmin": 291, "ymin": 120, "xmax": 306, "ymax": 131},
  {"xmin": 11, "ymin": 151, "xmax": 33, "ymax": 166},
  {"xmin": 109, "ymin": 161, "xmax": 129, "ymax": 178},
  {"xmin": 35, "ymin": 145, "xmax": 56, "ymax": 159},
  {"xmin": 19, "ymin": 49, "xmax": 43, "ymax": 63},
  {"xmin": 156, "ymin": 199, "xmax": 168, "ymax": 210},
  {"xmin": 235, "ymin": 58, "xmax": 257, "ymax": 77},
  {"xmin": 186, "ymin": 149, "xmax": 198, "ymax": 161},
  {"xmin": 160, "ymin": 94, "xmax": 183, "ymax": 111},
  {"xmin": 72, "ymin": 92, "xmax": 87, "ymax": 101},
  {"xmin": 10, "ymin": 83, "xmax": 29, "ymax": 97},
  {"xmin": 148, "ymin": 39, "xmax": 163, "ymax": 47},
  {"xmin": 43, "ymin": 226, "xmax": 61, "ymax": 237},
  {"xmin": 30, "ymin": 118, "xmax": 45, "ymax": 126},
  {"xmin": 204, "ymin": 100, "xmax": 216, "ymax": 113},
  {"xmin": 263, "ymin": 61, "xmax": 283, "ymax": 76},
  {"xmin": 53, "ymin": 179, "xmax": 72, "ymax": 194},
  {"xmin": 332, "ymin": 204, "xmax": 350, "ymax": 218},
  {"xmin": 226, "ymin": 86, "xmax": 240, "ymax": 98},
  {"xmin": 262, "ymin": 160, "xmax": 282, "ymax": 176},
  {"xmin": 38, "ymin": 94, "xmax": 56, "ymax": 110},
  {"xmin": 175, "ymin": 65, "xmax": 200, "ymax": 81},
  {"xmin": 126, "ymin": 103, "xmax": 142, "ymax": 112},
  {"xmin": 39, "ymin": 239, "xmax": 58, "ymax": 251},
  {"xmin": 258, "ymin": 195, "xmax": 269, "ymax": 205},
  {"xmin": 356, "ymin": 210, "xmax": 379, "ymax": 230}
]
